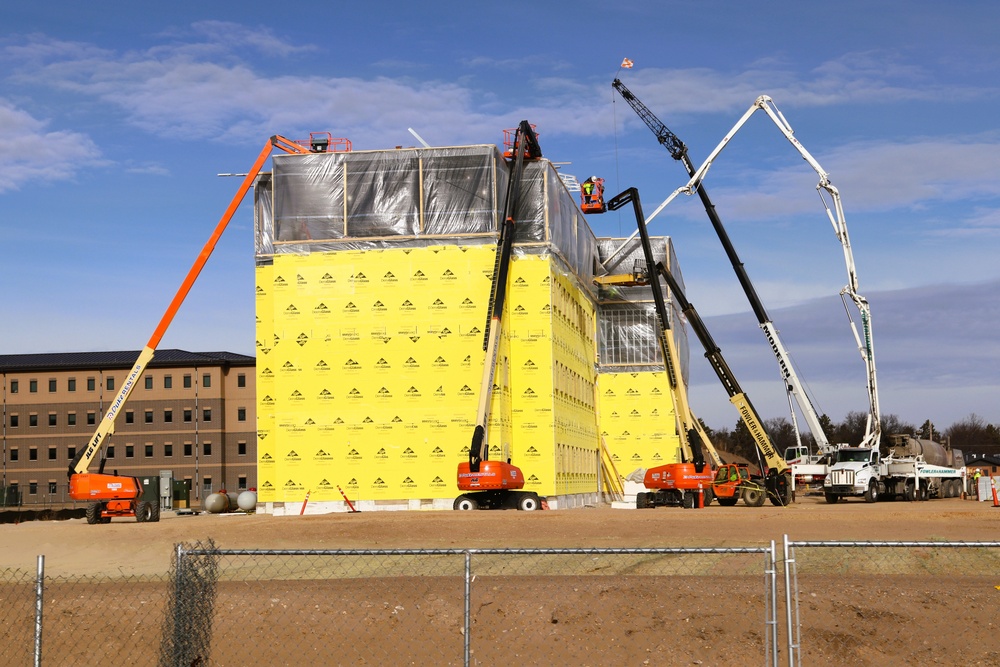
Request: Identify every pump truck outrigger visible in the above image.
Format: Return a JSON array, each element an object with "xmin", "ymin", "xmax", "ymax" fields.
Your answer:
[
  {"xmin": 454, "ymin": 121, "xmax": 543, "ymax": 511},
  {"xmin": 68, "ymin": 134, "xmax": 314, "ymax": 524}
]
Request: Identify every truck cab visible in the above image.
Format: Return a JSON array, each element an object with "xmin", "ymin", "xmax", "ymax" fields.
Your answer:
[{"xmin": 824, "ymin": 447, "xmax": 880, "ymax": 503}]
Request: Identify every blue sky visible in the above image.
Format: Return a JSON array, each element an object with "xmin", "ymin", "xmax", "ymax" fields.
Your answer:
[{"xmin": 2, "ymin": 1, "xmax": 999, "ymax": 433}]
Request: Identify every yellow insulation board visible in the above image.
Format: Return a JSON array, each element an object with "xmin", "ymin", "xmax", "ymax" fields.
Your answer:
[
  {"xmin": 597, "ymin": 371, "xmax": 683, "ymax": 477},
  {"xmin": 255, "ymin": 245, "xmax": 589, "ymax": 504}
]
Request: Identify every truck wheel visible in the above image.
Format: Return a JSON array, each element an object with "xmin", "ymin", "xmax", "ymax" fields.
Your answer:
[
  {"xmin": 86, "ymin": 502, "xmax": 103, "ymax": 525},
  {"xmin": 453, "ymin": 495, "xmax": 478, "ymax": 511},
  {"xmin": 742, "ymin": 488, "xmax": 765, "ymax": 507},
  {"xmin": 904, "ymin": 480, "xmax": 916, "ymax": 502},
  {"xmin": 824, "ymin": 491, "xmax": 839, "ymax": 504},
  {"xmin": 864, "ymin": 481, "xmax": 879, "ymax": 503},
  {"xmin": 919, "ymin": 480, "xmax": 930, "ymax": 501},
  {"xmin": 517, "ymin": 493, "xmax": 540, "ymax": 511}
]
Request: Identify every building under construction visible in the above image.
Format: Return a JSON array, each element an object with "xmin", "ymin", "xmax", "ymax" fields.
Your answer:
[{"xmin": 252, "ymin": 134, "xmax": 690, "ymax": 512}]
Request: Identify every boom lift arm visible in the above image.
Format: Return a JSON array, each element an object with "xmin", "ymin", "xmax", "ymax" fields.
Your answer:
[
  {"xmin": 454, "ymin": 120, "xmax": 542, "ymax": 511},
  {"xmin": 607, "ymin": 91, "xmax": 881, "ymax": 450},
  {"xmin": 605, "ymin": 188, "xmax": 719, "ymax": 472},
  {"xmin": 67, "ymin": 135, "xmax": 310, "ymax": 517},
  {"xmin": 612, "ymin": 78, "xmax": 834, "ymax": 455}
]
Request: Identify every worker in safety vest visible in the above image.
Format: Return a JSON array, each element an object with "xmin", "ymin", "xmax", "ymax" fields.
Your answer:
[
  {"xmin": 582, "ymin": 176, "xmax": 598, "ymax": 203},
  {"xmin": 974, "ymin": 469, "xmax": 983, "ymax": 499}
]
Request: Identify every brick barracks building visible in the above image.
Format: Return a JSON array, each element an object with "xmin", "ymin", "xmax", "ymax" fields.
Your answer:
[{"xmin": 1, "ymin": 350, "xmax": 255, "ymax": 508}]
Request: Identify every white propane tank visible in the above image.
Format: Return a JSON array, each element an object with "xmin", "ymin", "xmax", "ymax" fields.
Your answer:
[
  {"xmin": 237, "ymin": 491, "xmax": 257, "ymax": 512},
  {"xmin": 204, "ymin": 492, "xmax": 232, "ymax": 513}
]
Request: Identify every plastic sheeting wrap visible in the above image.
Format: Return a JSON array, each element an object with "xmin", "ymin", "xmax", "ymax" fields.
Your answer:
[
  {"xmin": 594, "ymin": 236, "xmax": 690, "ymax": 383},
  {"xmin": 254, "ymin": 143, "xmax": 598, "ymax": 292}
]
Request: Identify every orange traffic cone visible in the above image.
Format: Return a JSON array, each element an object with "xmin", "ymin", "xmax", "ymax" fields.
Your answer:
[{"xmin": 991, "ymin": 478, "xmax": 999, "ymax": 508}]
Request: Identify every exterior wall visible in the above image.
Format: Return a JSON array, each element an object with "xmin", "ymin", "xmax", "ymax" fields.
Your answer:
[
  {"xmin": 255, "ymin": 245, "xmax": 600, "ymax": 510},
  {"xmin": 597, "ymin": 371, "xmax": 681, "ymax": 476},
  {"xmin": 1, "ymin": 359, "xmax": 256, "ymax": 506}
]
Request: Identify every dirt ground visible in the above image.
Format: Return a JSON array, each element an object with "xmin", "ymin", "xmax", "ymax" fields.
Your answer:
[
  {"xmin": 3, "ymin": 494, "xmax": 999, "ymax": 577},
  {"xmin": 4, "ymin": 495, "xmax": 1000, "ymax": 665}
]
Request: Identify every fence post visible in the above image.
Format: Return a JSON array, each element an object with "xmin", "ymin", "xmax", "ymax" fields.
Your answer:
[
  {"xmin": 768, "ymin": 541, "xmax": 778, "ymax": 667},
  {"xmin": 463, "ymin": 551, "xmax": 471, "ymax": 667},
  {"xmin": 34, "ymin": 555, "xmax": 44, "ymax": 667},
  {"xmin": 782, "ymin": 535, "xmax": 798, "ymax": 667}
]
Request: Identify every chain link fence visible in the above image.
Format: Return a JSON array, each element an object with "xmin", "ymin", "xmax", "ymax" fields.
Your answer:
[
  {"xmin": 783, "ymin": 538, "xmax": 1000, "ymax": 666},
  {"xmin": 9, "ymin": 537, "xmax": 998, "ymax": 665}
]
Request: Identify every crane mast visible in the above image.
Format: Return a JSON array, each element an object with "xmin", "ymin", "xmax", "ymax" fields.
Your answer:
[{"xmin": 612, "ymin": 79, "xmax": 835, "ymax": 453}]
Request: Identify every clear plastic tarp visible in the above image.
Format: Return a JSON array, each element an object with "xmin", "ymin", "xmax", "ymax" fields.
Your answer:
[
  {"xmin": 254, "ymin": 144, "xmax": 597, "ymax": 290},
  {"xmin": 595, "ymin": 237, "xmax": 690, "ymax": 383}
]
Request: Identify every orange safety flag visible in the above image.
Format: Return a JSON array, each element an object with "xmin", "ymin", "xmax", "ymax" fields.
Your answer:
[{"xmin": 621, "ymin": 57, "xmax": 634, "ymax": 69}]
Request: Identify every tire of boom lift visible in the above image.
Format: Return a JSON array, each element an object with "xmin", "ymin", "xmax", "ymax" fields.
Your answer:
[
  {"xmin": 453, "ymin": 495, "xmax": 479, "ymax": 511},
  {"xmin": 682, "ymin": 492, "xmax": 695, "ymax": 509},
  {"xmin": 149, "ymin": 501, "xmax": 161, "ymax": 522},
  {"xmin": 86, "ymin": 502, "xmax": 103, "ymax": 525},
  {"xmin": 135, "ymin": 501, "xmax": 150, "ymax": 523},
  {"xmin": 702, "ymin": 486, "xmax": 714, "ymax": 506},
  {"xmin": 517, "ymin": 493, "xmax": 540, "ymax": 511}
]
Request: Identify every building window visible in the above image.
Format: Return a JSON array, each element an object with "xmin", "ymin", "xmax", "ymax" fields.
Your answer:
[
  {"xmin": 145, "ymin": 410, "xmax": 153, "ymax": 424},
  {"xmin": 126, "ymin": 445, "xmax": 134, "ymax": 458},
  {"xmin": 9, "ymin": 483, "xmax": 18, "ymax": 497},
  {"xmin": 203, "ymin": 408, "xmax": 212, "ymax": 422},
  {"xmin": 203, "ymin": 442, "xmax": 212, "ymax": 456},
  {"xmin": 67, "ymin": 447, "xmax": 76, "ymax": 460},
  {"xmin": 9, "ymin": 448, "xmax": 17, "ymax": 462},
  {"xmin": 48, "ymin": 379, "xmax": 57, "ymax": 392},
  {"xmin": 183, "ymin": 374, "xmax": 192, "ymax": 389},
  {"xmin": 48, "ymin": 413, "xmax": 57, "ymax": 427},
  {"xmin": 164, "ymin": 444, "xmax": 173, "ymax": 457},
  {"xmin": 183, "ymin": 409, "xmax": 192, "ymax": 423},
  {"xmin": 237, "ymin": 407, "xmax": 246, "ymax": 422},
  {"xmin": 30, "ymin": 379, "xmax": 38, "ymax": 393},
  {"xmin": 87, "ymin": 377, "xmax": 96, "ymax": 391},
  {"xmin": 9, "ymin": 380, "xmax": 17, "ymax": 393},
  {"xmin": 48, "ymin": 447, "xmax": 57, "ymax": 460},
  {"xmin": 145, "ymin": 376, "xmax": 153, "ymax": 390},
  {"xmin": 48, "ymin": 481, "xmax": 57, "ymax": 494},
  {"xmin": 202, "ymin": 374, "xmax": 211, "ymax": 388},
  {"xmin": 29, "ymin": 482, "xmax": 38, "ymax": 495},
  {"xmin": 88, "ymin": 412, "xmax": 96, "ymax": 426},
  {"xmin": 29, "ymin": 447, "xmax": 37, "ymax": 461},
  {"xmin": 238, "ymin": 441, "xmax": 247, "ymax": 456},
  {"xmin": 237, "ymin": 373, "xmax": 246, "ymax": 388},
  {"xmin": 203, "ymin": 477, "xmax": 212, "ymax": 495},
  {"xmin": 9, "ymin": 415, "xmax": 17, "ymax": 428},
  {"xmin": 67, "ymin": 413, "xmax": 76, "ymax": 426},
  {"xmin": 68, "ymin": 378, "xmax": 76, "ymax": 392},
  {"xmin": 107, "ymin": 377, "xmax": 115, "ymax": 391},
  {"xmin": 184, "ymin": 443, "xmax": 193, "ymax": 457},
  {"xmin": 145, "ymin": 445, "xmax": 154, "ymax": 457},
  {"xmin": 29, "ymin": 414, "xmax": 38, "ymax": 427},
  {"xmin": 107, "ymin": 446, "xmax": 115, "ymax": 459},
  {"xmin": 164, "ymin": 409, "xmax": 173, "ymax": 423},
  {"xmin": 238, "ymin": 475, "xmax": 247, "ymax": 490},
  {"xmin": 164, "ymin": 375, "xmax": 172, "ymax": 389}
]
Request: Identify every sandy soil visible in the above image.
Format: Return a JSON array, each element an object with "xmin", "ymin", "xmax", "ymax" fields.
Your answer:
[{"xmin": 4, "ymin": 496, "xmax": 999, "ymax": 666}]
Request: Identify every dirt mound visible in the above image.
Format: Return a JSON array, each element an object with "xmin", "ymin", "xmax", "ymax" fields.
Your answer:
[{"xmin": 0, "ymin": 508, "xmax": 87, "ymax": 524}]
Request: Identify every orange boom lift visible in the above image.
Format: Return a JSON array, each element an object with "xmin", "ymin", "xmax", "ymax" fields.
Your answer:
[
  {"xmin": 454, "ymin": 121, "xmax": 543, "ymax": 511},
  {"xmin": 68, "ymin": 134, "xmax": 316, "ymax": 523}
]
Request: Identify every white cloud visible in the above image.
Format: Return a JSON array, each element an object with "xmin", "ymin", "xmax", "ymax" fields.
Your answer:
[{"xmin": 0, "ymin": 99, "xmax": 103, "ymax": 192}]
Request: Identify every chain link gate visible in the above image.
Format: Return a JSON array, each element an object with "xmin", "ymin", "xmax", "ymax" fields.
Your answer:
[{"xmin": 783, "ymin": 537, "xmax": 1000, "ymax": 666}]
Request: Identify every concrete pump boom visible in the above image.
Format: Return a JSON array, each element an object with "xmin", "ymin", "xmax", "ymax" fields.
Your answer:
[
  {"xmin": 606, "ymin": 92, "xmax": 881, "ymax": 450},
  {"xmin": 611, "ymin": 78, "xmax": 834, "ymax": 455}
]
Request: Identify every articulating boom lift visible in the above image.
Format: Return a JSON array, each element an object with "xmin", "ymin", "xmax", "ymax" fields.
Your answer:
[
  {"xmin": 454, "ymin": 121, "xmax": 543, "ymax": 511},
  {"xmin": 612, "ymin": 78, "xmax": 836, "ymax": 458},
  {"xmin": 68, "ymin": 134, "xmax": 313, "ymax": 524}
]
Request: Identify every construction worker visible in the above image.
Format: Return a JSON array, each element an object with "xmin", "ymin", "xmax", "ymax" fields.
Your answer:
[
  {"xmin": 974, "ymin": 468, "xmax": 983, "ymax": 499},
  {"xmin": 582, "ymin": 176, "xmax": 597, "ymax": 203}
]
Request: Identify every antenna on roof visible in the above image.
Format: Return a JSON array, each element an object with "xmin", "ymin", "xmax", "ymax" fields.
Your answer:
[{"xmin": 408, "ymin": 128, "xmax": 431, "ymax": 148}]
